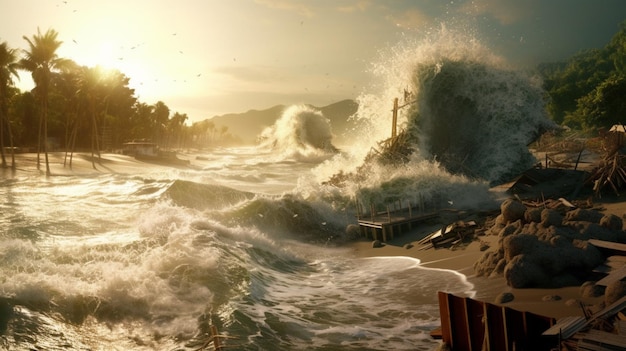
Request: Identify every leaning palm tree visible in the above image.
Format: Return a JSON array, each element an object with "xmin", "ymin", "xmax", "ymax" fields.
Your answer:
[
  {"xmin": 20, "ymin": 28, "xmax": 66, "ymax": 176},
  {"xmin": 0, "ymin": 41, "xmax": 20, "ymax": 169}
]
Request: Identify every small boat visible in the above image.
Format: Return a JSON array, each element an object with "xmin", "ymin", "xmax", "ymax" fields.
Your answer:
[{"xmin": 122, "ymin": 140, "xmax": 189, "ymax": 166}]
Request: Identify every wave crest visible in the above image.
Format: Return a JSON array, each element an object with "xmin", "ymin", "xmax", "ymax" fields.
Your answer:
[{"xmin": 258, "ymin": 105, "xmax": 339, "ymax": 162}]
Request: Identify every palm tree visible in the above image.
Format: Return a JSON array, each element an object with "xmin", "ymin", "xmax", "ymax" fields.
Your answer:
[
  {"xmin": 20, "ymin": 28, "xmax": 66, "ymax": 176},
  {"xmin": 77, "ymin": 66, "xmax": 105, "ymax": 169},
  {"xmin": 0, "ymin": 41, "xmax": 20, "ymax": 169}
]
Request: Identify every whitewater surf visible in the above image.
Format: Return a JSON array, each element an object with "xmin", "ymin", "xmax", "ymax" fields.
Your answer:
[{"xmin": 0, "ymin": 27, "xmax": 553, "ymax": 350}]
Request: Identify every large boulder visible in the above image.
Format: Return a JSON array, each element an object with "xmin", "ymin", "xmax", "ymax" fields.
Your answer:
[
  {"xmin": 600, "ymin": 214, "xmax": 623, "ymax": 231},
  {"xmin": 503, "ymin": 234, "xmax": 538, "ymax": 261},
  {"xmin": 500, "ymin": 199, "xmax": 526, "ymax": 223},
  {"xmin": 504, "ymin": 254, "xmax": 550, "ymax": 288},
  {"xmin": 541, "ymin": 209, "xmax": 563, "ymax": 227},
  {"xmin": 564, "ymin": 208, "xmax": 604, "ymax": 223},
  {"xmin": 524, "ymin": 207, "xmax": 543, "ymax": 223}
]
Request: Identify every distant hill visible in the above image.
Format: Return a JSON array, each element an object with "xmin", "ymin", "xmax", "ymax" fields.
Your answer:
[{"xmin": 207, "ymin": 99, "xmax": 359, "ymax": 145}]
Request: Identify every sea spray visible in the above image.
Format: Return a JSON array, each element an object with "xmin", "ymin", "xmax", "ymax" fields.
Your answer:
[
  {"xmin": 307, "ymin": 26, "xmax": 555, "ymax": 211},
  {"xmin": 258, "ymin": 104, "xmax": 339, "ymax": 162}
]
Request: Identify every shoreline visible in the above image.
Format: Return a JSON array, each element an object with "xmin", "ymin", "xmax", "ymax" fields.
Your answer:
[
  {"xmin": 0, "ymin": 151, "xmax": 187, "ymax": 176},
  {"xmin": 3, "ymin": 152, "xmax": 622, "ymax": 326},
  {"xmin": 346, "ymin": 194, "xmax": 626, "ymax": 322}
]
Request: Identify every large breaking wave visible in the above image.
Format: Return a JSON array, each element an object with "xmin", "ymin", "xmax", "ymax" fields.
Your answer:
[{"xmin": 308, "ymin": 26, "xmax": 556, "ymax": 210}]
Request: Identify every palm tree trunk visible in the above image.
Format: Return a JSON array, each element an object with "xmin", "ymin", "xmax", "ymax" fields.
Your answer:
[
  {"xmin": 7, "ymin": 114, "xmax": 15, "ymax": 169},
  {"xmin": 69, "ymin": 119, "xmax": 78, "ymax": 168},
  {"xmin": 0, "ymin": 111, "xmax": 6, "ymax": 168},
  {"xmin": 37, "ymin": 111, "xmax": 42, "ymax": 169},
  {"xmin": 43, "ymin": 94, "xmax": 51, "ymax": 176}
]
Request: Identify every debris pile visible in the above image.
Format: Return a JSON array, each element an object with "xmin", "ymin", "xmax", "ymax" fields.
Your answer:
[
  {"xmin": 586, "ymin": 128, "xmax": 626, "ymax": 196},
  {"xmin": 473, "ymin": 198, "xmax": 626, "ymax": 288}
]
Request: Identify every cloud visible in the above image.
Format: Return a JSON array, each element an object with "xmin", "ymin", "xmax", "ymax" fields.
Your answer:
[
  {"xmin": 458, "ymin": 0, "xmax": 538, "ymax": 25},
  {"xmin": 336, "ymin": 1, "xmax": 372, "ymax": 13},
  {"xmin": 213, "ymin": 65, "xmax": 288, "ymax": 84},
  {"xmin": 386, "ymin": 8, "xmax": 432, "ymax": 30},
  {"xmin": 253, "ymin": 0, "xmax": 315, "ymax": 17}
]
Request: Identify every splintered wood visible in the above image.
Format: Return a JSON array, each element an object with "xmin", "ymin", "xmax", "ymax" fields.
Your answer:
[
  {"xmin": 587, "ymin": 152, "xmax": 626, "ymax": 196},
  {"xmin": 586, "ymin": 130, "xmax": 626, "ymax": 196}
]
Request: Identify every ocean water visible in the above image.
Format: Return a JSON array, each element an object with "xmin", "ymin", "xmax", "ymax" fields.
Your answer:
[{"xmin": 0, "ymin": 27, "xmax": 554, "ymax": 350}]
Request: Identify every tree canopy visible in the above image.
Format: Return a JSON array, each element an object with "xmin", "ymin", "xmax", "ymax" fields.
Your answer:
[
  {"xmin": 540, "ymin": 21, "xmax": 626, "ymax": 131},
  {"xmin": 0, "ymin": 28, "xmax": 237, "ymax": 165}
]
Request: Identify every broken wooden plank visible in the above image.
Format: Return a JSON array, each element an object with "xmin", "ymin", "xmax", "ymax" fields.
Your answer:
[
  {"xmin": 596, "ymin": 264, "xmax": 626, "ymax": 286},
  {"xmin": 578, "ymin": 329, "xmax": 626, "ymax": 350},
  {"xmin": 542, "ymin": 316, "xmax": 587, "ymax": 339},
  {"xmin": 588, "ymin": 239, "xmax": 626, "ymax": 255}
]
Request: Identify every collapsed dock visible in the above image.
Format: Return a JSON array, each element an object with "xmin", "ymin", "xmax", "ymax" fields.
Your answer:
[{"xmin": 355, "ymin": 199, "xmax": 439, "ymax": 242}]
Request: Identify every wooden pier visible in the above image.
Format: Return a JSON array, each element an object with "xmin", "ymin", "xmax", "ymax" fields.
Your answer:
[{"xmin": 356, "ymin": 203, "xmax": 439, "ymax": 242}]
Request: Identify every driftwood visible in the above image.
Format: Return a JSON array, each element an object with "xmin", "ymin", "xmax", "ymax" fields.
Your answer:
[
  {"xmin": 323, "ymin": 129, "xmax": 414, "ymax": 187},
  {"xmin": 585, "ymin": 130, "xmax": 626, "ymax": 196},
  {"xmin": 586, "ymin": 152, "xmax": 626, "ymax": 196}
]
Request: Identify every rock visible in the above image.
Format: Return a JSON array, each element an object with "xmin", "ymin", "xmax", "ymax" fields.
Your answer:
[
  {"xmin": 524, "ymin": 207, "xmax": 543, "ymax": 223},
  {"xmin": 580, "ymin": 281, "xmax": 605, "ymax": 298},
  {"xmin": 605, "ymin": 280, "xmax": 626, "ymax": 306},
  {"xmin": 541, "ymin": 209, "xmax": 563, "ymax": 227},
  {"xmin": 600, "ymin": 214, "xmax": 623, "ymax": 231},
  {"xmin": 572, "ymin": 240, "xmax": 604, "ymax": 268},
  {"xmin": 498, "ymin": 220, "xmax": 522, "ymax": 238},
  {"xmin": 479, "ymin": 241, "xmax": 490, "ymax": 251},
  {"xmin": 474, "ymin": 250, "xmax": 502, "ymax": 277},
  {"xmin": 575, "ymin": 222, "xmax": 620, "ymax": 241},
  {"xmin": 564, "ymin": 208, "xmax": 603, "ymax": 223},
  {"xmin": 345, "ymin": 224, "xmax": 361, "ymax": 240},
  {"xmin": 491, "ymin": 258, "xmax": 507, "ymax": 276},
  {"xmin": 495, "ymin": 292, "xmax": 515, "ymax": 304},
  {"xmin": 542, "ymin": 294, "xmax": 562, "ymax": 302},
  {"xmin": 500, "ymin": 199, "xmax": 526, "ymax": 223},
  {"xmin": 372, "ymin": 240, "xmax": 383, "ymax": 248},
  {"xmin": 503, "ymin": 234, "xmax": 538, "ymax": 261},
  {"xmin": 403, "ymin": 243, "xmax": 413, "ymax": 249},
  {"xmin": 504, "ymin": 254, "xmax": 550, "ymax": 288}
]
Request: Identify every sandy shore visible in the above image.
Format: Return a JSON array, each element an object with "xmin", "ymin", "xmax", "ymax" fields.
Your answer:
[
  {"xmin": 0, "ymin": 151, "xmax": 187, "ymax": 176},
  {"xmin": 347, "ymin": 199, "xmax": 625, "ymax": 321}
]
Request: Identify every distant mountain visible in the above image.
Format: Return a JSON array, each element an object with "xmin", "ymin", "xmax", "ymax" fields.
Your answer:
[{"xmin": 207, "ymin": 99, "xmax": 359, "ymax": 144}]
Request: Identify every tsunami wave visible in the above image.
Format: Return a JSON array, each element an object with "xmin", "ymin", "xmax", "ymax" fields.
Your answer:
[
  {"xmin": 307, "ymin": 26, "xmax": 556, "ymax": 212},
  {"xmin": 257, "ymin": 104, "xmax": 340, "ymax": 163}
]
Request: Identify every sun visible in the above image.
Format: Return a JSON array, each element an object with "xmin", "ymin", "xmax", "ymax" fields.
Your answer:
[
  {"xmin": 96, "ymin": 41, "xmax": 118, "ymax": 68},
  {"xmin": 68, "ymin": 39, "xmax": 122, "ymax": 71}
]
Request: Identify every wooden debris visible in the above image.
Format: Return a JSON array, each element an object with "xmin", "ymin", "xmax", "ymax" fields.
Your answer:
[
  {"xmin": 574, "ymin": 329, "xmax": 626, "ymax": 350},
  {"xmin": 417, "ymin": 221, "xmax": 477, "ymax": 250},
  {"xmin": 542, "ymin": 316, "xmax": 587, "ymax": 339},
  {"xmin": 588, "ymin": 239, "xmax": 626, "ymax": 255},
  {"xmin": 595, "ymin": 265, "xmax": 626, "ymax": 287},
  {"xmin": 585, "ymin": 131, "xmax": 626, "ymax": 196}
]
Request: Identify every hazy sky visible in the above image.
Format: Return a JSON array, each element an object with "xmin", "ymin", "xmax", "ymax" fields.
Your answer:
[{"xmin": 2, "ymin": 0, "xmax": 625, "ymax": 122}]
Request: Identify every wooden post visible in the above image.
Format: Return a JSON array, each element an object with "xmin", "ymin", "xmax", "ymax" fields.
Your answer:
[
  {"xmin": 574, "ymin": 146, "xmax": 584, "ymax": 171},
  {"xmin": 392, "ymin": 97, "xmax": 398, "ymax": 138},
  {"xmin": 210, "ymin": 325, "xmax": 222, "ymax": 350}
]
